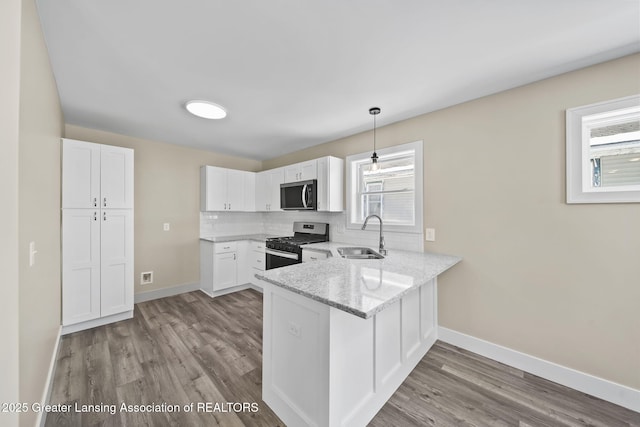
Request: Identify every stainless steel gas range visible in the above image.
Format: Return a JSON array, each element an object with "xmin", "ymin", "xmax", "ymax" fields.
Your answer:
[{"xmin": 265, "ymin": 222, "xmax": 329, "ymax": 270}]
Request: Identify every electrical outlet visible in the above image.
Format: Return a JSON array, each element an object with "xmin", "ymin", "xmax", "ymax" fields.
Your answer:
[
  {"xmin": 163, "ymin": 223, "xmax": 170, "ymax": 231},
  {"xmin": 425, "ymin": 228, "xmax": 436, "ymax": 242},
  {"xmin": 141, "ymin": 271, "xmax": 153, "ymax": 285}
]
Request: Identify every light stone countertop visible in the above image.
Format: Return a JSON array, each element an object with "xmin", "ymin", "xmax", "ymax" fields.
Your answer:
[
  {"xmin": 199, "ymin": 234, "xmax": 277, "ymax": 243},
  {"xmin": 255, "ymin": 242, "xmax": 461, "ymax": 319}
]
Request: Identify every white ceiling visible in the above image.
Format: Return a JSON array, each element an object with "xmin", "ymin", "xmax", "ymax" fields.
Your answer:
[{"xmin": 36, "ymin": 0, "xmax": 640, "ymax": 161}]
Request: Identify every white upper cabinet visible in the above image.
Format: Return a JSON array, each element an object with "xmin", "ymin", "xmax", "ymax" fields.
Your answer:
[
  {"xmin": 62, "ymin": 139, "xmax": 101, "ymax": 209},
  {"xmin": 243, "ymin": 172, "xmax": 256, "ymax": 211},
  {"xmin": 255, "ymin": 170, "xmax": 268, "ymax": 212},
  {"xmin": 317, "ymin": 156, "xmax": 344, "ymax": 212},
  {"xmin": 62, "ymin": 139, "xmax": 133, "ymax": 209},
  {"xmin": 284, "ymin": 159, "xmax": 317, "ymax": 183},
  {"xmin": 226, "ymin": 169, "xmax": 246, "ymax": 211},
  {"xmin": 269, "ymin": 168, "xmax": 285, "ymax": 211},
  {"xmin": 202, "ymin": 166, "xmax": 227, "ymax": 211},
  {"xmin": 201, "ymin": 157, "xmax": 341, "ymax": 212},
  {"xmin": 200, "ymin": 166, "xmax": 254, "ymax": 211},
  {"xmin": 256, "ymin": 167, "xmax": 285, "ymax": 211},
  {"xmin": 100, "ymin": 144, "xmax": 134, "ymax": 209}
]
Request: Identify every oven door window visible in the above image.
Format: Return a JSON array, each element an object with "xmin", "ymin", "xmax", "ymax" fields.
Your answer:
[{"xmin": 266, "ymin": 249, "xmax": 300, "ymax": 269}]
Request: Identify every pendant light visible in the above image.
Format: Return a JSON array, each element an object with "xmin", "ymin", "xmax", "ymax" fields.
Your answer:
[{"xmin": 369, "ymin": 107, "xmax": 381, "ymax": 171}]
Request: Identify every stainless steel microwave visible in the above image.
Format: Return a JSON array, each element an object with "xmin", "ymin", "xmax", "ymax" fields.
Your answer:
[{"xmin": 280, "ymin": 179, "xmax": 317, "ymax": 210}]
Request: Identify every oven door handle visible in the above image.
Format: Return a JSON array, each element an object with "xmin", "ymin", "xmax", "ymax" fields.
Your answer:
[{"xmin": 266, "ymin": 248, "xmax": 299, "ymax": 260}]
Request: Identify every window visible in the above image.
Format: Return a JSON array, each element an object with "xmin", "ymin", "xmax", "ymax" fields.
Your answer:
[
  {"xmin": 346, "ymin": 140, "xmax": 423, "ymax": 232},
  {"xmin": 566, "ymin": 94, "xmax": 640, "ymax": 203}
]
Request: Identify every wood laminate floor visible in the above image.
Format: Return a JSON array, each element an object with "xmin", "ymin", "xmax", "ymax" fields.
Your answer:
[{"xmin": 46, "ymin": 290, "xmax": 639, "ymax": 427}]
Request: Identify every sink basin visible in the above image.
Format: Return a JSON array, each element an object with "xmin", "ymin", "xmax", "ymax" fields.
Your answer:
[{"xmin": 337, "ymin": 247, "xmax": 384, "ymax": 259}]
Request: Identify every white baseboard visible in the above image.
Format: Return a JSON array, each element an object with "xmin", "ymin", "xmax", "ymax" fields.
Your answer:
[
  {"xmin": 62, "ymin": 311, "xmax": 133, "ymax": 335},
  {"xmin": 37, "ymin": 326, "xmax": 62, "ymax": 427},
  {"xmin": 437, "ymin": 327, "xmax": 640, "ymax": 413},
  {"xmin": 134, "ymin": 282, "xmax": 200, "ymax": 303}
]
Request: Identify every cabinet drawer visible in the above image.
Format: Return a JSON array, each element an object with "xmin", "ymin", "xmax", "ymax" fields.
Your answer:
[
  {"xmin": 251, "ymin": 252, "xmax": 266, "ymax": 270},
  {"xmin": 250, "ymin": 241, "xmax": 266, "ymax": 252},
  {"xmin": 214, "ymin": 242, "xmax": 237, "ymax": 253},
  {"xmin": 302, "ymin": 250, "xmax": 329, "ymax": 262}
]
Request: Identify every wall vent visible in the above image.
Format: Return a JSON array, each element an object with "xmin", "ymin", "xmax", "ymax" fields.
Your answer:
[{"xmin": 141, "ymin": 271, "xmax": 153, "ymax": 285}]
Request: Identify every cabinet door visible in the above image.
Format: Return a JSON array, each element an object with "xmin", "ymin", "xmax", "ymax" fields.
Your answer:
[
  {"xmin": 204, "ymin": 166, "xmax": 227, "ymax": 211},
  {"xmin": 284, "ymin": 165, "xmax": 300, "ymax": 183},
  {"xmin": 317, "ymin": 156, "xmax": 344, "ymax": 212},
  {"xmin": 62, "ymin": 209, "xmax": 101, "ymax": 325},
  {"xmin": 213, "ymin": 252, "xmax": 237, "ymax": 291},
  {"xmin": 255, "ymin": 171, "xmax": 269, "ymax": 211},
  {"xmin": 243, "ymin": 172, "xmax": 256, "ymax": 211},
  {"xmin": 299, "ymin": 160, "xmax": 317, "ymax": 181},
  {"xmin": 226, "ymin": 169, "xmax": 245, "ymax": 211},
  {"xmin": 236, "ymin": 241, "xmax": 250, "ymax": 285},
  {"xmin": 269, "ymin": 168, "xmax": 285, "ymax": 211},
  {"xmin": 62, "ymin": 139, "xmax": 101, "ymax": 209},
  {"xmin": 200, "ymin": 240, "xmax": 214, "ymax": 295},
  {"xmin": 284, "ymin": 160, "xmax": 317, "ymax": 182},
  {"xmin": 100, "ymin": 209, "xmax": 134, "ymax": 317},
  {"xmin": 100, "ymin": 145, "xmax": 134, "ymax": 209}
]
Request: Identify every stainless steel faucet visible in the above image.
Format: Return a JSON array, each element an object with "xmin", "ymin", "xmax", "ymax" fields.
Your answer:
[{"xmin": 362, "ymin": 214, "xmax": 387, "ymax": 255}]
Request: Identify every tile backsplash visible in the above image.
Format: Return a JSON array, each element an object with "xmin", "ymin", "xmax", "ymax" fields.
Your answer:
[{"xmin": 200, "ymin": 211, "xmax": 423, "ymax": 252}]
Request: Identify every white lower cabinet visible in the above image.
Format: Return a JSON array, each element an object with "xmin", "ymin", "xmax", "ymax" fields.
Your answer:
[
  {"xmin": 261, "ymin": 279, "xmax": 438, "ymax": 427},
  {"xmin": 100, "ymin": 210, "xmax": 134, "ymax": 316},
  {"xmin": 302, "ymin": 249, "xmax": 329, "ymax": 263},
  {"xmin": 62, "ymin": 209, "xmax": 101, "ymax": 325},
  {"xmin": 201, "ymin": 241, "xmax": 238, "ymax": 296},
  {"xmin": 248, "ymin": 241, "xmax": 265, "ymax": 288},
  {"xmin": 201, "ymin": 239, "xmax": 266, "ymax": 296},
  {"xmin": 62, "ymin": 208, "xmax": 134, "ymax": 331},
  {"xmin": 213, "ymin": 252, "xmax": 237, "ymax": 291}
]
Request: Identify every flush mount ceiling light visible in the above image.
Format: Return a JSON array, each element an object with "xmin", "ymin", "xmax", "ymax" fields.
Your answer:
[
  {"xmin": 369, "ymin": 107, "xmax": 381, "ymax": 171},
  {"xmin": 185, "ymin": 100, "xmax": 227, "ymax": 119}
]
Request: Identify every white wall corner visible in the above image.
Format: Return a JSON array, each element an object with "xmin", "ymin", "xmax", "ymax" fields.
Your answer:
[
  {"xmin": 36, "ymin": 326, "xmax": 63, "ymax": 427},
  {"xmin": 437, "ymin": 327, "xmax": 640, "ymax": 413}
]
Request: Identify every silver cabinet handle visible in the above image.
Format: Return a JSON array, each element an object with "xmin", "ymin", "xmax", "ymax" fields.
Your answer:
[
  {"xmin": 229, "ymin": 203, "xmax": 231, "ymax": 210},
  {"xmin": 103, "ymin": 212, "xmax": 106, "ymax": 221},
  {"xmin": 103, "ymin": 197, "xmax": 107, "ymax": 207},
  {"xmin": 94, "ymin": 212, "xmax": 97, "ymax": 221},
  {"xmin": 93, "ymin": 197, "xmax": 97, "ymax": 207},
  {"xmin": 233, "ymin": 253, "xmax": 236, "ymax": 260},
  {"xmin": 310, "ymin": 256, "xmax": 317, "ymax": 260}
]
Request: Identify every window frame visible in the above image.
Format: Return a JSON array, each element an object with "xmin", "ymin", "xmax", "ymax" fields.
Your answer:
[
  {"xmin": 346, "ymin": 140, "xmax": 423, "ymax": 233},
  {"xmin": 566, "ymin": 94, "xmax": 640, "ymax": 203}
]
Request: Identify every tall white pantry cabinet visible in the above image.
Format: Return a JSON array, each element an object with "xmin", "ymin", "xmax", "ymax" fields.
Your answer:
[{"xmin": 61, "ymin": 138, "xmax": 134, "ymax": 334}]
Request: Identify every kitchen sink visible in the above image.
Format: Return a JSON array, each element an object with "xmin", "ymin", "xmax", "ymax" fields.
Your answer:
[{"xmin": 337, "ymin": 247, "xmax": 384, "ymax": 259}]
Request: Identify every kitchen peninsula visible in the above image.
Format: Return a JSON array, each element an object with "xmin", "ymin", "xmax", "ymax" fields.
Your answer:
[{"xmin": 255, "ymin": 243, "xmax": 461, "ymax": 427}]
